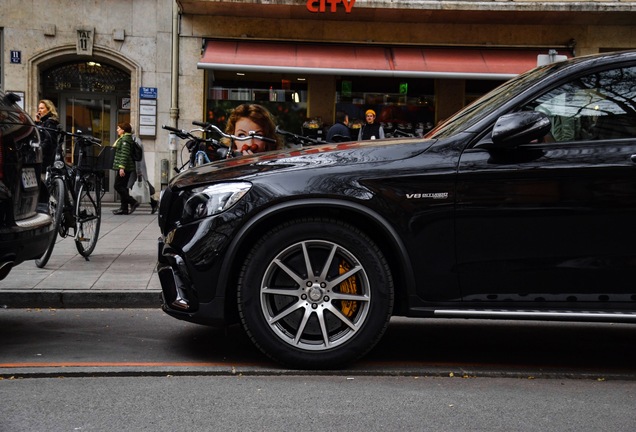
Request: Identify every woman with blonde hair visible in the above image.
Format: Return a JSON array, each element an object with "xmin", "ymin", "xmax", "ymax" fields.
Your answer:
[
  {"xmin": 35, "ymin": 99, "xmax": 61, "ymax": 213},
  {"xmin": 36, "ymin": 99, "xmax": 60, "ymax": 170}
]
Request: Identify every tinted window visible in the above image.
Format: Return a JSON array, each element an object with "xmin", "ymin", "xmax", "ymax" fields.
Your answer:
[
  {"xmin": 524, "ymin": 66, "xmax": 636, "ymax": 142},
  {"xmin": 427, "ymin": 64, "xmax": 557, "ymax": 139}
]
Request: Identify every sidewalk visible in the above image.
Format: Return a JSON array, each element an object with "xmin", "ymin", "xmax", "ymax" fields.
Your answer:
[{"xmin": 0, "ymin": 203, "xmax": 162, "ymax": 308}]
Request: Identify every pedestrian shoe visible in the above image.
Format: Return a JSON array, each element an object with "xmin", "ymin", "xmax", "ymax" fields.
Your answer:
[
  {"xmin": 112, "ymin": 209, "xmax": 128, "ymax": 215},
  {"xmin": 129, "ymin": 201, "xmax": 140, "ymax": 214},
  {"xmin": 150, "ymin": 198, "xmax": 158, "ymax": 215}
]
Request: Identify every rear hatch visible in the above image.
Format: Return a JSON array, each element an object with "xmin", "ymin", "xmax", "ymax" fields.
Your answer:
[{"xmin": 0, "ymin": 92, "xmax": 42, "ymax": 224}]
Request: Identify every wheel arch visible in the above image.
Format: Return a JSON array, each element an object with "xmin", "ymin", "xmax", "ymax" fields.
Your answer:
[{"xmin": 219, "ymin": 199, "xmax": 415, "ymax": 322}]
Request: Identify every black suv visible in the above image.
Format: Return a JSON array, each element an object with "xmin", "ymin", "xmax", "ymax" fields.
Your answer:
[
  {"xmin": 0, "ymin": 91, "xmax": 54, "ymax": 280},
  {"xmin": 158, "ymin": 50, "xmax": 636, "ymax": 368}
]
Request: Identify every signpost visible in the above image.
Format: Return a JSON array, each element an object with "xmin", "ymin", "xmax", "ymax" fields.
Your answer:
[{"xmin": 139, "ymin": 87, "xmax": 157, "ymax": 137}]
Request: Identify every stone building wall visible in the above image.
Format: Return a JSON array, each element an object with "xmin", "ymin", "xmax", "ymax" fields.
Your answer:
[{"xmin": 1, "ymin": 0, "xmax": 174, "ymax": 187}]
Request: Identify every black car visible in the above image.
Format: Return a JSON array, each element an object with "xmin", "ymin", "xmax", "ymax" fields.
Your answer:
[
  {"xmin": 0, "ymin": 91, "xmax": 54, "ymax": 280},
  {"xmin": 157, "ymin": 50, "xmax": 636, "ymax": 368}
]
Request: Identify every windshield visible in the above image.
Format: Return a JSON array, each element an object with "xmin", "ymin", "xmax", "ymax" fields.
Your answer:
[{"xmin": 426, "ymin": 63, "xmax": 558, "ymax": 139}]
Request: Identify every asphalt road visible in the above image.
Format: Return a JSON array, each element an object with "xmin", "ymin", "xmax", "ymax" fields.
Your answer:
[
  {"xmin": 3, "ymin": 375, "xmax": 636, "ymax": 431},
  {"xmin": 0, "ymin": 308, "xmax": 634, "ymax": 379},
  {"xmin": 2, "ymin": 309, "xmax": 635, "ymax": 431}
]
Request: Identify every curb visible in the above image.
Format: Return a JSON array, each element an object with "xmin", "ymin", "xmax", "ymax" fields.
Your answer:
[
  {"xmin": 1, "ymin": 365, "xmax": 634, "ymax": 380},
  {"xmin": 0, "ymin": 290, "xmax": 162, "ymax": 309}
]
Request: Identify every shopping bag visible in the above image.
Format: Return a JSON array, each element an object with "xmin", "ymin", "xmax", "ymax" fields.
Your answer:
[{"xmin": 131, "ymin": 179, "xmax": 150, "ymax": 203}]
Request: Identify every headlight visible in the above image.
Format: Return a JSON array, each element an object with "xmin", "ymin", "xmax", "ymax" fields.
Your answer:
[{"xmin": 182, "ymin": 182, "xmax": 251, "ymax": 223}]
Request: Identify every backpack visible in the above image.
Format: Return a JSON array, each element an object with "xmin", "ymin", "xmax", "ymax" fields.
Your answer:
[{"xmin": 131, "ymin": 134, "xmax": 143, "ymax": 162}]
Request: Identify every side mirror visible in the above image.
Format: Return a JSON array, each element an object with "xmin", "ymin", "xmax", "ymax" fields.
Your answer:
[
  {"xmin": 5, "ymin": 92, "xmax": 22, "ymax": 104},
  {"xmin": 478, "ymin": 111, "xmax": 552, "ymax": 149}
]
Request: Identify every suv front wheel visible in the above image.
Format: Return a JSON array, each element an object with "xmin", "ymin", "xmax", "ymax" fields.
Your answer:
[{"xmin": 237, "ymin": 218, "xmax": 394, "ymax": 369}]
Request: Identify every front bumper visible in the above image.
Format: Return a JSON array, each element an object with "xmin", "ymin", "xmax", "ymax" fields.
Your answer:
[
  {"xmin": 156, "ymin": 231, "xmax": 228, "ymax": 326},
  {"xmin": 156, "ymin": 183, "xmax": 255, "ymax": 326}
]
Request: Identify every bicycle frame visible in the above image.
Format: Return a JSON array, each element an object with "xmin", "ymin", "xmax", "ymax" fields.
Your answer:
[
  {"xmin": 35, "ymin": 127, "xmax": 104, "ymax": 266},
  {"xmin": 163, "ymin": 124, "xmax": 228, "ymax": 172}
]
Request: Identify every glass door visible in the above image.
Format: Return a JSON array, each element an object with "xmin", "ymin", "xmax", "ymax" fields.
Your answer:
[{"xmin": 61, "ymin": 95, "xmax": 117, "ymax": 202}]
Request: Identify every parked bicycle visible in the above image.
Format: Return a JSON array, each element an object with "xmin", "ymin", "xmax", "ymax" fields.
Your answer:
[
  {"xmin": 35, "ymin": 128, "xmax": 106, "ymax": 267},
  {"xmin": 162, "ymin": 122, "xmax": 275, "ymax": 172},
  {"xmin": 162, "ymin": 124, "xmax": 225, "ymax": 173}
]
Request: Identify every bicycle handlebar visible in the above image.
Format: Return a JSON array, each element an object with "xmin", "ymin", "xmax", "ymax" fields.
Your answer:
[
  {"xmin": 275, "ymin": 126, "xmax": 319, "ymax": 145},
  {"xmin": 162, "ymin": 121, "xmax": 280, "ymax": 173},
  {"xmin": 37, "ymin": 125, "xmax": 102, "ymax": 146},
  {"xmin": 192, "ymin": 121, "xmax": 277, "ymax": 144},
  {"xmin": 162, "ymin": 124, "xmax": 192, "ymax": 139}
]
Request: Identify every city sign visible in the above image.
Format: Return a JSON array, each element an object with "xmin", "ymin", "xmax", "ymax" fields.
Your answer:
[{"xmin": 307, "ymin": 0, "xmax": 355, "ymax": 13}]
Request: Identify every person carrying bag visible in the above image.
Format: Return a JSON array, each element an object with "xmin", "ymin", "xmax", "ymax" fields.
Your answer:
[
  {"xmin": 127, "ymin": 132, "xmax": 159, "ymax": 214},
  {"xmin": 112, "ymin": 122, "xmax": 140, "ymax": 215}
]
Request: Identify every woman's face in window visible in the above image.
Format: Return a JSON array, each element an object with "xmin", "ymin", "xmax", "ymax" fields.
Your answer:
[{"xmin": 234, "ymin": 117, "xmax": 267, "ymax": 153}]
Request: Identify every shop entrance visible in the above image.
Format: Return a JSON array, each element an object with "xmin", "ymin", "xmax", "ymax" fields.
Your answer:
[
  {"xmin": 41, "ymin": 61, "xmax": 132, "ymax": 203},
  {"xmin": 61, "ymin": 95, "xmax": 118, "ymax": 202}
]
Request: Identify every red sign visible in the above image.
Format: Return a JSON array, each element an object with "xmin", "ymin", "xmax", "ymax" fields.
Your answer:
[{"xmin": 307, "ymin": 0, "xmax": 355, "ymax": 13}]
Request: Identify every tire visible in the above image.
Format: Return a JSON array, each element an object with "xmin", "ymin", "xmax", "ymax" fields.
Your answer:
[
  {"xmin": 35, "ymin": 177, "xmax": 65, "ymax": 268},
  {"xmin": 74, "ymin": 174, "xmax": 101, "ymax": 257},
  {"xmin": 237, "ymin": 218, "xmax": 394, "ymax": 369}
]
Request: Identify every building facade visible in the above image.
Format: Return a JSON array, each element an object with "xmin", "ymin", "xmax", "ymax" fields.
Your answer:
[{"xmin": 2, "ymin": 0, "xmax": 636, "ymax": 195}]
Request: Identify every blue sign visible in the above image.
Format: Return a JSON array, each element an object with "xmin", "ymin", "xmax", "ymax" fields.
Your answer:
[
  {"xmin": 10, "ymin": 51, "xmax": 21, "ymax": 64},
  {"xmin": 139, "ymin": 87, "xmax": 158, "ymax": 99}
]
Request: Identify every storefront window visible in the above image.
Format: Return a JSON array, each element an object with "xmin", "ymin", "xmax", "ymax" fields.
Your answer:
[
  {"xmin": 204, "ymin": 71, "xmax": 308, "ymax": 135},
  {"xmin": 204, "ymin": 72, "xmax": 505, "ymax": 141},
  {"xmin": 336, "ymin": 76, "xmax": 436, "ymax": 138}
]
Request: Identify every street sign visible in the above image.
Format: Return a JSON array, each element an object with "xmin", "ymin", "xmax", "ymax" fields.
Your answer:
[{"xmin": 139, "ymin": 87, "xmax": 158, "ymax": 99}]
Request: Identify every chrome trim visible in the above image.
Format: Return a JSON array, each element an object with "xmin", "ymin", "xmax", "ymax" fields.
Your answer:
[
  {"xmin": 434, "ymin": 309, "xmax": 636, "ymax": 321},
  {"xmin": 15, "ymin": 213, "xmax": 52, "ymax": 228}
]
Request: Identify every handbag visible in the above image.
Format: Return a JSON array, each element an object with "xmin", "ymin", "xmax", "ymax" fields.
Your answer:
[{"xmin": 131, "ymin": 179, "xmax": 150, "ymax": 203}]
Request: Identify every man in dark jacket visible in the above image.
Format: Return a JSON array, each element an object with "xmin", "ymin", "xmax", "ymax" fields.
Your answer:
[{"xmin": 326, "ymin": 111, "xmax": 351, "ymax": 142}]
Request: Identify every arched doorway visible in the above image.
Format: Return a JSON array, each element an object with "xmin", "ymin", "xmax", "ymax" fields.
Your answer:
[{"xmin": 40, "ymin": 60, "xmax": 132, "ymax": 202}]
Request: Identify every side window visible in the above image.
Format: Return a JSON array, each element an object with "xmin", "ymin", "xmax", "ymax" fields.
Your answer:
[{"xmin": 523, "ymin": 65, "xmax": 636, "ymax": 142}]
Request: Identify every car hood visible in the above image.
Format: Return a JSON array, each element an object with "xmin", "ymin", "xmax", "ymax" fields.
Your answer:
[{"xmin": 170, "ymin": 138, "xmax": 435, "ymax": 190}]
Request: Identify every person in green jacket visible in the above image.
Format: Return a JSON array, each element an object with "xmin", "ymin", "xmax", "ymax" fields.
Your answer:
[{"xmin": 111, "ymin": 122, "xmax": 139, "ymax": 215}]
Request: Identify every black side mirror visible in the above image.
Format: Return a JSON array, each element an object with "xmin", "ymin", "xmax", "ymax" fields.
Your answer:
[
  {"xmin": 476, "ymin": 111, "xmax": 552, "ymax": 150},
  {"xmin": 491, "ymin": 111, "xmax": 552, "ymax": 147},
  {"xmin": 5, "ymin": 92, "xmax": 22, "ymax": 104}
]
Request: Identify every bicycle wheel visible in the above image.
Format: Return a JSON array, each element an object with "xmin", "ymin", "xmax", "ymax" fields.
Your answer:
[
  {"xmin": 74, "ymin": 173, "xmax": 102, "ymax": 257},
  {"xmin": 35, "ymin": 177, "xmax": 65, "ymax": 268}
]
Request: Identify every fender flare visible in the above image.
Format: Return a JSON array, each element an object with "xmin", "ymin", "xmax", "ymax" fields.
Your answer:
[{"xmin": 216, "ymin": 198, "xmax": 416, "ymax": 298}]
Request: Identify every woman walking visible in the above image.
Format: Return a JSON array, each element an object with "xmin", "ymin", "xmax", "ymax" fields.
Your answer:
[{"xmin": 111, "ymin": 122, "xmax": 139, "ymax": 215}]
